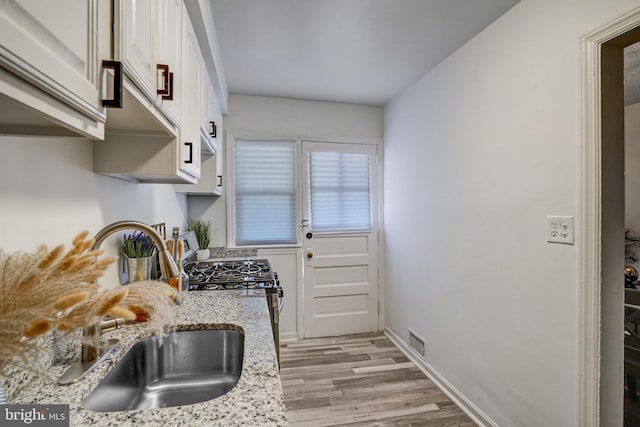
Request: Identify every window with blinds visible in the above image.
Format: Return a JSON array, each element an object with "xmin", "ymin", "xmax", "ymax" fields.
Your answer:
[
  {"xmin": 309, "ymin": 151, "xmax": 372, "ymax": 231},
  {"xmin": 234, "ymin": 139, "xmax": 297, "ymax": 246}
]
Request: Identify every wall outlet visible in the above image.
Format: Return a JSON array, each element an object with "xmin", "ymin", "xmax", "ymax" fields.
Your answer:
[{"xmin": 547, "ymin": 215, "xmax": 574, "ymax": 245}]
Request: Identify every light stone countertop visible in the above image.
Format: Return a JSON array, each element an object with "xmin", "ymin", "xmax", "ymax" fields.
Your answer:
[{"xmin": 8, "ymin": 289, "xmax": 288, "ymax": 426}]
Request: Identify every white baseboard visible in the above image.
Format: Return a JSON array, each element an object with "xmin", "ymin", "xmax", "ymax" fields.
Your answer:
[
  {"xmin": 279, "ymin": 331, "xmax": 299, "ymax": 343},
  {"xmin": 384, "ymin": 327, "xmax": 497, "ymax": 427}
]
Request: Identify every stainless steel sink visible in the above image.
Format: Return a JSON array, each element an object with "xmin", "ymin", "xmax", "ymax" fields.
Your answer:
[{"xmin": 83, "ymin": 329, "xmax": 244, "ymax": 412}]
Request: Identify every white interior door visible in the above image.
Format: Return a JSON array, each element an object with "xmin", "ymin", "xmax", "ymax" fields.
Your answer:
[{"xmin": 302, "ymin": 141, "xmax": 380, "ymax": 338}]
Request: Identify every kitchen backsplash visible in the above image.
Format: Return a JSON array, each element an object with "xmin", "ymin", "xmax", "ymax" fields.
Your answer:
[{"xmin": 208, "ymin": 247, "xmax": 258, "ymax": 259}]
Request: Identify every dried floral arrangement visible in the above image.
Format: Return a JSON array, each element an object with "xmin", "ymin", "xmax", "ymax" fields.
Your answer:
[{"xmin": 0, "ymin": 231, "xmax": 178, "ymax": 374}]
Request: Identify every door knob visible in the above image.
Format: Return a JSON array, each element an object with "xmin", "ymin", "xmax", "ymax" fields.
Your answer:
[{"xmin": 306, "ymin": 252, "xmax": 313, "ymax": 259}]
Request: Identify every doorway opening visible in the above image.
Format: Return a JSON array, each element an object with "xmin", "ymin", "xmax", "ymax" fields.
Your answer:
[{"xmin": 580, "ymin": 9, "xmax": 640, "ymax": 427}]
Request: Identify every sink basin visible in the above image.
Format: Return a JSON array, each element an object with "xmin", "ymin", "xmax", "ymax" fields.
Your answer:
[{"xmin": 83, "ymin": 328, "xmax": 244, "ymax": 412}]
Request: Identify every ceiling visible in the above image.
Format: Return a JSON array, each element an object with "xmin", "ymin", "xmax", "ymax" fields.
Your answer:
[{"xmin": 209, "ymin": 0, "xmax": 521, "ymax": 106}]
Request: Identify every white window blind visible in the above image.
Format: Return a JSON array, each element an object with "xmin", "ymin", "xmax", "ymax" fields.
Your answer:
[
  {"xmin": 309, "ymin": 151, "xmax": 371, "ymax": 231},
  {"xmin": 234, "ymin": 139, "xmax": 297, "ymax": 245}
]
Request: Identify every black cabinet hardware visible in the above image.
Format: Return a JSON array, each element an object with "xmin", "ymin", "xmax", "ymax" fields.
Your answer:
[
  {"xmin": 102, "ymin": 60, "xmax": 122, "ymax": 108},
  {"xmin": 156, "ymin": 64, "xmax": 174, "ymax": 100},
  {"xmin": 163, "ymin": 72, "xmax": 174, "ymax": 100},
  {"xmin": 157, "ymin": 64, "xmax": 170, "ymax": 96},
  {"xmin": 184, "ymin": 142, "xmax": 193, "ymax": 164}
]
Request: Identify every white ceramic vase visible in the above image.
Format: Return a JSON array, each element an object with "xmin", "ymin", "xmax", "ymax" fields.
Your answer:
[{"xmin": 197, "ymin": 249, "xmax": 210, "ymax": 261}]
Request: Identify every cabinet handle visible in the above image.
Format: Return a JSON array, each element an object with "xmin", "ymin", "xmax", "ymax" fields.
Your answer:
[
  {"xmin": 272, "ymin": 301, "xmax": 279, "ymax": 324},
  {"xmin": 102, "ymin": 60, "xmax": 122, "ymax": 108},
  {"xmin": 184, "ymin": 142, "xmax": 193, "ymax": 164},
  {"xmin": 163, "ymin": 72, "xmax": 174, "ymax": 101},
  {"xmin": 209, "ymin": 121, "xmax": 217, "ymax": 137},
  {"xmin": 157, "ymin": 64, "xmax": 174, "ymax": 100},
  {"xmin": 157, "ymin": 64, "xmax": 170, "ymax": 96},
  {"xmin": 217, "ymin": 175, "xmax": 222, "ymax": 187}
]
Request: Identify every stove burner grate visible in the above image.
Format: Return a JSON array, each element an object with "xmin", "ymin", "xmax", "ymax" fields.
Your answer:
[{"xmin": 185, "ymin": 258, "xmax": 278, "ymax": 290}]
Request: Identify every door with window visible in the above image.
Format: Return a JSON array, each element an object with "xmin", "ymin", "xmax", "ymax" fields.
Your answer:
[{"xmin": 302, "ymin": 142, "xmax": 380, "ymax": 338}]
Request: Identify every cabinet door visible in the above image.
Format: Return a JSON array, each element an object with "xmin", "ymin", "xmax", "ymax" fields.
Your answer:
[
  {"xmin": 216, "ymin": 130, "xmax": 224, "ymax": 195},
  {"xmin": 156, "ymin": 0, "xmax": 181, "ymax": 122},
  {"xmin": 200, "ymin": 70, "xmax": 223, "ymax": 194},
  {"xmin": 179, "ymin": 6, "xmax": 201, "ymax": 179},
  {"xmin": 0, "ymin": 0, "xmax": 104, "ymax": 126},
  {"xmin": 210, "ymin": 87, "xmax": 224, "ymax": 195},
  {"xmin": 200, "ymin": 71, "xmax": 211, "ymax": 148},
  {"xmin": 200, "ymin": 71, "xmax": 217, "ymax": 154},
  {"xmin": 114, "ymin": 0, "xmax": 156, "ymax": 98}
]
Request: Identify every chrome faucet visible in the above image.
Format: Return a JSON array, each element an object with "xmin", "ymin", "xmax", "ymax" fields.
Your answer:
[{"xmin": 58, "ymin": 221, "xmax": 180, "ymax": 385}]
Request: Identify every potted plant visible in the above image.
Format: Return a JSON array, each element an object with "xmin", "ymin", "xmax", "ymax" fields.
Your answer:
[
  {"xmin": 185, "ymin": 219, "xmax": 212, "ymax": 261},
  {"xmin": 122, "ymin": 232, "xmax": 156, "ymax": 283}
]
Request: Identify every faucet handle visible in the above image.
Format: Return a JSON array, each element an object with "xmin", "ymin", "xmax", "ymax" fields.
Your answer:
[{"xmin": 58, "ymin": 317, "xmax": 128, "ymax": 386}]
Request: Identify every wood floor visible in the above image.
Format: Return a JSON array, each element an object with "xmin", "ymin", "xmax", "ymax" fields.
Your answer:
[{"xmin": 280, "ymin": 333, "xmax": 476, "ymax": 427}]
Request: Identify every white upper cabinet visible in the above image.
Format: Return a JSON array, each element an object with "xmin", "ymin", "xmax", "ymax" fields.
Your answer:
[
  {"xmin": 112, "ymin": 0, "xmax": 179, "ymax": 131},
  {"xmin": 94, "ymin": 0, "xmax": 202, "ymax": 184},
  {"xmin": 0, "ymin": 0, "xmax": 108, "ymax": 139},
  {"xmin": 1, "ymin": 0, "xmax": 226, "ymax": 185},
  {"xmin": 175, "ymin": 56, "xmax": 224, "ymax": 194}
]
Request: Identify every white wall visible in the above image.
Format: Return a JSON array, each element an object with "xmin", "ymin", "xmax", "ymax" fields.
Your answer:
[
  {"xmin": 0, "ymin": 135, "xmax": 188, "ymax": 287},
  {"xmin": 384, "ymin": 1, "xmax": 640, "ymax": 426},
  {"xmin": 189, "ymin": 94, "xmax": 383, "ymax": 340}
]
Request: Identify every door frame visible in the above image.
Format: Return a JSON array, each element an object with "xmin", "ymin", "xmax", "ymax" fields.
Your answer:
[
  {"xmin": 580, "ymin": 7, "xmax": 640, "ymax": 426},
  {"xmin": 299, "ymin": 140, "xmax": 382, "ymax": 338},
  {"xmin": 297, "ymin": 137, "xmax": 385, "ymax": 338}
]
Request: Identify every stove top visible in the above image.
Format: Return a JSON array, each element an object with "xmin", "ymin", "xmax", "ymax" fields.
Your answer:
[{"xmin": 185, "ymin": 259, "xmax": 278, "ymax": 290}]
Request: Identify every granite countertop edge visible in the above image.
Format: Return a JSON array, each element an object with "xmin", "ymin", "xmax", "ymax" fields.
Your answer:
[{"xmin": 7, "ymin": 289, "xmax": 288, "ymax": 427}]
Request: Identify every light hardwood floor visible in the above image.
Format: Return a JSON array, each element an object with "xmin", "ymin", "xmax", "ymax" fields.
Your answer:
[{"xmin": 280, "ymin": 333, "xmax": 476, "ymax": 427}]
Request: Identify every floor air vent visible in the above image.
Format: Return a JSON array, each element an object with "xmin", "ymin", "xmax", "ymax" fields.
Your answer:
[{"xmin": 409, "ymin": 330, "xmax": 425, "ymax": 357}]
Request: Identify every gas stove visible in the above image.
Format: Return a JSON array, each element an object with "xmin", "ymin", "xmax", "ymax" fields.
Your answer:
[
  {"xmin": 185, "ymin": 259, "xmax": 278, "ymax": 291},
  {"xmin": 183, "ymin": 256, "xmax": 284, "ymax": 364}
]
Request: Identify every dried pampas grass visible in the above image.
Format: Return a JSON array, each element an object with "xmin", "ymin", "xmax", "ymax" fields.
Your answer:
[{"xmin": 0, "ymin": 231, "xmax": 178, "ymax": 374}]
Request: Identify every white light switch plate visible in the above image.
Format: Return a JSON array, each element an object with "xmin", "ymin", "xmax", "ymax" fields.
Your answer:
[{"xmin": 547, "ymin": 216, "xmax": 574, "ymax": 245}]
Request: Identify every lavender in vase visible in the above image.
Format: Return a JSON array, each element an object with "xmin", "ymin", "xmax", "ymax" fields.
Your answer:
[
  {"xmin": 122, "ymin": 232, "xmax": 156, "ymax": 283},
  {"xmin": 122, "ymin": 232, "xmax": 156, "ymax": 258}
]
